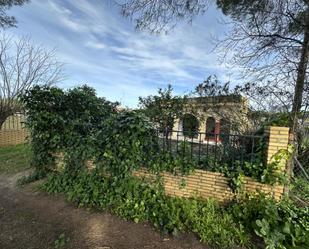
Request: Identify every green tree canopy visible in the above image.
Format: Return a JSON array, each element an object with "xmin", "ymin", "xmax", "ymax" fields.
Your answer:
[
  {"xmin": 138, "ymin": 84, "xmax": 187, "ymax": 131},
  {"xmin": 0, "ymin": 0, "xmax": 29, "ymax": 28}
]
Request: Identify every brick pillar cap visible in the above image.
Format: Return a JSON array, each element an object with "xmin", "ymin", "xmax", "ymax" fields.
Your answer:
[{"xmin": 264, "ymin": 126, "xmax": 290, "ymax": 131}]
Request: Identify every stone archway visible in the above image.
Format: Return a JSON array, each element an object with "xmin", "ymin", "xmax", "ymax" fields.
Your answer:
[
  {"xmin": 205, "ymin": 117, "xmax": 216, "ymax": 139},
  {"xmin": 182, "ymin": 114, "xmax": 199, "ymax": 138}
]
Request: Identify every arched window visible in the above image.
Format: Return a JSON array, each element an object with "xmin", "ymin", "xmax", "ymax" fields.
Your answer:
[
  {"xmin": 182, "ymin": 114, "xmax": 199, "ymax": 138},
  {"xmin": 206, "ymin": 117, "xmax": 216, "ymax": 139}
]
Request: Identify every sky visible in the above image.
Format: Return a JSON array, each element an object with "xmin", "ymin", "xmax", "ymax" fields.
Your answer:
[{"xmin": 7, "ymin": 0, "xmax": 236, "ymax": 107}]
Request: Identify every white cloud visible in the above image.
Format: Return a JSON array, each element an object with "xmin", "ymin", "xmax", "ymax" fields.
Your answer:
[
  {"xmin": 85, "ymin": 40, "xmax": 106, "ymax": 50},
  {"xmin": 7, "ymin": 0, "xmax": 240, "ymax": 107}
]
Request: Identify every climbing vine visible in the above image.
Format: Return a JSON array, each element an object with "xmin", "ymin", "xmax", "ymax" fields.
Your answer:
[
  {"xmin": 21, "ymin": 84, "xmax": 290, "ymax": 187},
  {"xmin": 20, "ymin": 85, "xmax": 309, "ymax": 249},
  {"xmin": 21, "ymin": 85, "xmax": 118, "ymax": 177}
]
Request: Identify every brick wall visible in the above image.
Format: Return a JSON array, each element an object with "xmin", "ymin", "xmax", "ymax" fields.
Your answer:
[
  {"xmin": 53, "ymin": 125, "xmax": 290, "ymax": 203},
  {"xmin": 133, "ymin": 168, "xmax": 284, "ymax": 202},
  {"xmin": 0, "ymin": 129, "xmax": 29, "ymax": 147},
  {"xmin": 132, "ymin": 126, "xmax": 290, "ymax": 203}
]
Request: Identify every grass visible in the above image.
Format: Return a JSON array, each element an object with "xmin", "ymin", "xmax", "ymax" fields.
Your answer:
[{"xmin": 0, "ymin": 143, "xmax": 32, "ymax": 174}]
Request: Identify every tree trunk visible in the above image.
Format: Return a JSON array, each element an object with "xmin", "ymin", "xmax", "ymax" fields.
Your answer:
[
  {"xmin": 0, "ymin": 115, "xmax": 8, "ymax": 129},
  {"xmin": 286, "ymin": 8, "xmax": 309, "ymax": 191},
  {"xmin": 290, "ymin": 9, "xmax": 309, "ymax": 134}
]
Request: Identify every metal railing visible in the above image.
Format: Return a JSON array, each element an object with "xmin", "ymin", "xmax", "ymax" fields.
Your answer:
[
  {"xmin": 294, "ymin": 125, "xmax": 309, "ymax": 181},
  {"xmin": 156, "ymin": 129, "xmax": 265, "ymax": 171},
  {"xmin": 300, "ymin": 126, "xmax": 309, "ymax": 150},
  {"xmin": 291, "ymin": 157, "xmax": 309, "ymax": 206},
  {"xmin": 293, "ymin": 156, "xmax": 309, "ymax": 181}
]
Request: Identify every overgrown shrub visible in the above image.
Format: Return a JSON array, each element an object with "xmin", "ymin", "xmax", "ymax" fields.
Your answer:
[
  {"xmin": 42, "ymin": 169, "xmax": 309, "ymax": 249},
  {"xmin": 20, "ymin": 85, "xmax": 118, "ymax": 176},
  {"xmin": 96, "ymin": 110, "xmax": 159, "ymax": 178},
  {"xmin": 42, "ymin": 170, "xmax": 249, "ymax": 248},
  {"xmin": 291, "ymin": 177, "xmax": 309, "ymax": 202},
  {"xmin": 21, "ymin": 84, "xmax": 289, "ymax": 187},
  {"xmin": 229, "ymin": 194, "xmax": 309, "ymax": 249},
  {"xmin": 22, "ymin": 85, "xmax": 309, "ymax": 249}
]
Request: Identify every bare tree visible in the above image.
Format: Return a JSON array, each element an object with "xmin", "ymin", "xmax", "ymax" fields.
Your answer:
[
  {"xmin": 0, "ymin": 34, "xmax": 63, "ymax": 127},
  {"xmin": 119, "ymin": 0, "xmax": 309, "ymax": 136},
  {"xmin": 215, "ymin": 0, "xmax": 309, "ymax": 133}
]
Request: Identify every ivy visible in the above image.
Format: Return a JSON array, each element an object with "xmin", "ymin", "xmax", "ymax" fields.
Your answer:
[
  {"xmin": 41, "ymin": 170, "xmax": 249, "ymax": 248},
  {"xmin": 20, "ymin": 85, "xmax": 118, "ymax": 176},
  {"xmin": 96, "ymin": 110, "xmax": 160, "ymax": 179},
  {"xmin": 21, "ymin": 85, "xmax": 309, "ymax": 249},
  {"xmin": 21, "ymin": 84, "xmax": 290, "ymax": 189},
  {"xmin": 229, "ymin": 194, "xmax": 309, "ymax": 249}
]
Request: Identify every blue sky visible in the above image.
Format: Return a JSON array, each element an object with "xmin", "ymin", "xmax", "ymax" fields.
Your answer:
[{"xmin": 7, "ymin": 0, "xmax": 237, "ymax": 107}]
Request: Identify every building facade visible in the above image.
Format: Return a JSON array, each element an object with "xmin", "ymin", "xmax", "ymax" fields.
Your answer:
[{"xmin": 171, "ymin": 95, "xmax": 250, "ymax": 142}]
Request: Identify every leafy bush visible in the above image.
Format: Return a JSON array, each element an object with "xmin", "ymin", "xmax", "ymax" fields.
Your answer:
[
  {"xmin": 42, "ymin": 168, "xmax": 309, "ymax": 249},
  {"xmin": 229, "ymin": 194, "xmax": 309, "ymax": 249},
  {"xmin": 96, "ymin": 110, "xmax": 160, "ymax": 178},
  {"xmin": 22, "ymin": 85, "xmax": 309, "ymax": 249},
  {"xmin": 21, "ymin": 84, "xmax": 289, "ymax": 190},
  {"xmin": 21, "ymin": 86, "xmax": 66, "ymax": 175},
  {"xmin": 42, "ymin": 170, "xmax": 249, "ymax": 248},
  {"xmin": 138, "ymin": 84, "xmax": 187, "ymax": 131},
  {"xmin": 291, "ymin": 177, "xmax": 309, "ymax": 202},
  {"xmin": 20, "ymin": 85, "xmax": 118, "ymax": 176}
]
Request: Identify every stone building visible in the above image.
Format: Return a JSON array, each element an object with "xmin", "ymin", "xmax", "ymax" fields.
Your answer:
[{"xmin": 171, "ymin": 95, "xmax": 250, "ymax": 142}]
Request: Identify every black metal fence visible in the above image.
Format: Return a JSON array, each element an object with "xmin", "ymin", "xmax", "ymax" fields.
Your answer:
[{"xmin": 156, "ymin": 130, "xmax": 265, "ymax": 170}]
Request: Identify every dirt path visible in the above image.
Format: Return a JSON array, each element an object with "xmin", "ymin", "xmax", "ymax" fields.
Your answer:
[{"xmin": 0, "ymin": 173, "xmax": 210, "ymax": 249}]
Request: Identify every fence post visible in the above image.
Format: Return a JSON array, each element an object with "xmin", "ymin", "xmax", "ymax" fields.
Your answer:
[{"xmin": 264, "ymin": 126, "xmax": 290, "ymax": 165}]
